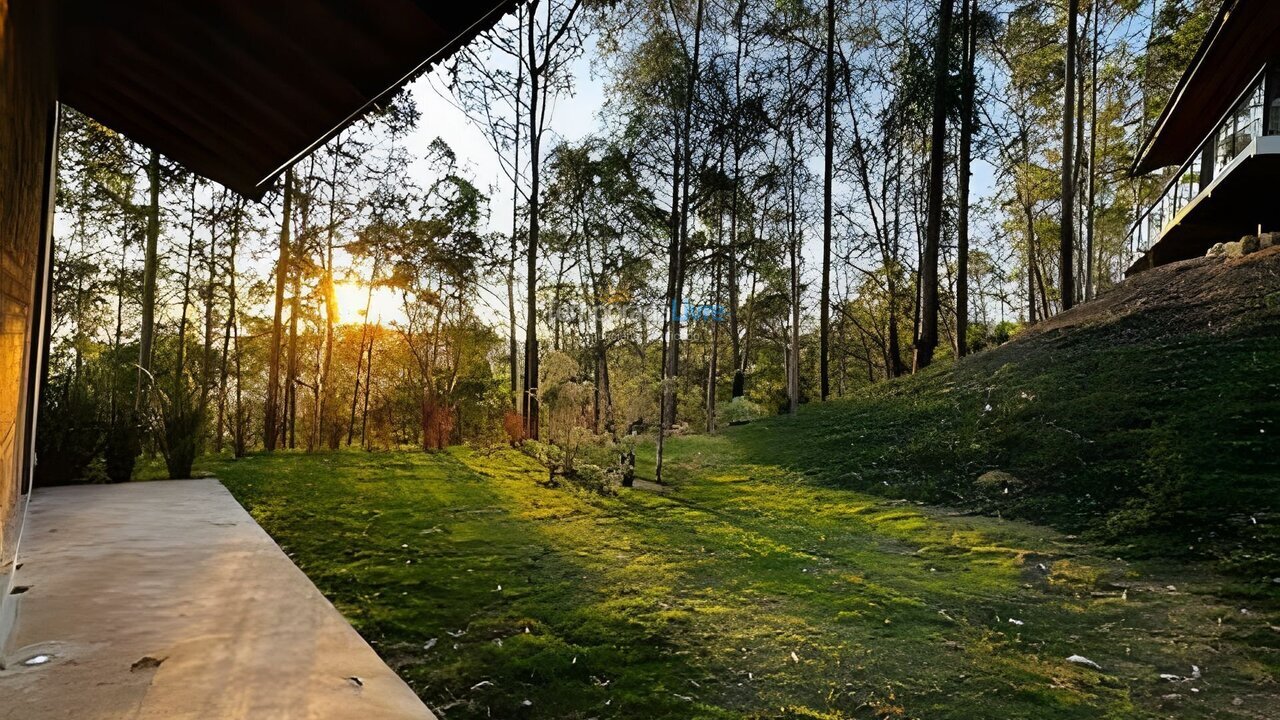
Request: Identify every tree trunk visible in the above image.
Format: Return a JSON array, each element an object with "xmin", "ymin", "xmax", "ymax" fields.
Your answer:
[
  {"xmin": 914, "ymin": 0, "xmax": 955, "ymax": 371},
  {"xmin": 201, "ymin": 193, "xmax": 219, "ymax": 406},
  {"xmin": 1024, "ymin": 195, "xmax": 1039, "ymax": 324},
  {"xmin": 317, "ymin": 140, "xmax": 341, "ymax": 449},
  {"xmin": 656, "ymin": 139, "xmax": 681, "ymax": 484},
  {"xmin": 347, "ymin": 268, "xmax": 376, "ymax": 445},
  {"xmin": 286, "ymin": 192, "xmax": 304, "ymax": 451},
  {"xmin": 136, "ymin": 148, "xmax": 161, "ymax": 409},
  {"xmin": 1060, "ymin": 0, "xmax": 1078, "ymax": 312},
  {"xmin": 1085, "ymin": 3, "xmax": 1099, "ymax": 301},
  {"xmin": 361, "ymin": 324, "xmax": 376, "ymax": 449},
  {"xmin": 510, "ymin": 9, "xmax": 524, "ymax": 409},
  {"xmin": 523, "ymin": 0, "xmax": 542, "ymax": 441},
  {"xmin": 265, "ymin": 169, "xmax": 292, "ymax": 451},
  {"xmin": 956, "ymin": 0, "xmax": 977, "ymax": 358},
  {"xmin": 174, "ymin": 181, "xmax": 196, "ymax": 403},
  {"xmin": 820, "ymin": 0, "xmax": 835, "ymax": 399},
  {"xmin": 788, "ymin": 134, "xmax": 800, "ymax": 414},
  {"xmin": 706, "ymin": 222, "xmax": 722, "ymax": 432},
  {"xmin": 729, "ymin": 4, "xmax": 744, "ymax": 398},
  {"xmin": 216, "ymin": 203, "xmax": 241, "ymax": 454}
]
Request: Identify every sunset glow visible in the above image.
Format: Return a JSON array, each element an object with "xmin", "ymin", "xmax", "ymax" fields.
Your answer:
[{"xmin": 333, "ymin": 280, "xmax": 403, "ymax": 326}]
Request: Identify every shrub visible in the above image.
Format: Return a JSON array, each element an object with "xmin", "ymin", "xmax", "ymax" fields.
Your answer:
[
  {"xmin": 568, "ymin": 463, "xmax": 618, "ymax": 495},
  {"xmin": 103, "ymin": 411, "xmax": 140, "ymax": 483},
  {"xmin": 33, "ymin": 377, "xmax": 103, "ymax": 486},
  {"xmin": 503, "ymin": 411, "xmax": 526, "ymax": 445},
  {"xmin": 718, "ymin": 396, "xmax": 765, "ymax": 426},
  {"xmin": 147, "ymin": 380, "xmax": 206, "ymax": 480}
]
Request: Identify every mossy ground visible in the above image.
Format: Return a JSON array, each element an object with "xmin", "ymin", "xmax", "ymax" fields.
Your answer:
[{"xmin": 204, "ymin": 444, "xmax": 1277, "ymax": 719}]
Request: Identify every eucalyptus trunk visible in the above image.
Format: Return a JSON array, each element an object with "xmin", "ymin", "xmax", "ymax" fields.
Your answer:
[
  {"xmin": 914, "ymin": 0, "xmax": 955, "ymax": 371},
  {"xmin": 264, "ymin": 169, "xmax": 292, "ymax": 451}
]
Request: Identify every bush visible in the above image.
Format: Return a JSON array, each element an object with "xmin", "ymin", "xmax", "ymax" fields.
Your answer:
[
  {"xmin": 718, "ymin": 396, "xmax": 765, "ymax": 426},
  {"xmin": 148, "ymin": 381, "xmax": 206, "ymax": 480},
  {"xmin": 568, "ymin": 463, "xmax": 618, "ymax": 495},
  {"xmin": 34, "ymin": 377, "xmax": 103, "ymax": 486},
  {"xmin": 103, "ymin": 411, "xmax": 140, "ymax": 483},
  {"xmin": 503, "ymin": 411, "xmax": 526, "ymax": 445}
]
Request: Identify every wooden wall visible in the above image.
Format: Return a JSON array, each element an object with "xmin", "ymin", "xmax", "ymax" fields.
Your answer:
[{"xmin": 0, "ymin": 0, "xmax": 57, "ymax": 652}]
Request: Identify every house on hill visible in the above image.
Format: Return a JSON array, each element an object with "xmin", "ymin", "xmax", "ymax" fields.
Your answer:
[{"xmin": 1128, "ymin": 0, "xmax": 1280, "ymax": 274}]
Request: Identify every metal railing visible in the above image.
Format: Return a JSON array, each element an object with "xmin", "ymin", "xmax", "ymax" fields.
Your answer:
[{"xmin": 1127, "ymin": 67, "xmax": 1269, "ymax": 267}]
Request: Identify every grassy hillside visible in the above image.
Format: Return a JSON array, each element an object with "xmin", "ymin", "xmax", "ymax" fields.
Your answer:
[{"xmin": 713, "ymin": 248, "xmax": 1280, "ymax": 583}]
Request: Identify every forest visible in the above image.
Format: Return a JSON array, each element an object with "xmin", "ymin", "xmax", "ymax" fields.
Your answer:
[{"xmin": 38, "ymin": 0, "xmax": 1214, "ymax": 484}]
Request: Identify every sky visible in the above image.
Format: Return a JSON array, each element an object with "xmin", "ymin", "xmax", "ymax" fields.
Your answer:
[{"xmin": 404, "ymin": 43, "xmax": 607, "ymax": 238}]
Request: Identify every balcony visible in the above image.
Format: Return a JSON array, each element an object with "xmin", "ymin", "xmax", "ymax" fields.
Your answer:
[{"xmin": 1127, "ymin": 65, "xmax": 1280, "ymax": 273}]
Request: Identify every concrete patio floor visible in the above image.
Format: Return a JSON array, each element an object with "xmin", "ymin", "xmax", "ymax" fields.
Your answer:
[{"xmin": 0, "ymin": 479, "xmax": 435, "ymax": 719}]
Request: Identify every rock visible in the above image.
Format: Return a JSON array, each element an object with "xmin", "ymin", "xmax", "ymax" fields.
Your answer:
[
  {"xmin": 1207, "ymin": 242, "xmax": 1226, "ymax": 257},
  {"xmin": 1260, "ymin": 232, "xmax": 1280, "ymax": 249},
  {"xmin": 975, "ymin": 470, "xmax": 1023, "ymax": 491},
  {"xmin": 1241, "ymin": 234, "xmax": 1261, "ymax": 254},
  {"xmin": 1066, "ymin": 654, "xmax": 1102, "ymax": 671},
  {"xmin": 1223, "ymin": 240, "xmax": 1246, "ymax": 259},
  {"xmin": 130, "ymin": 656, "xmax": 166, "ymax": 672}
]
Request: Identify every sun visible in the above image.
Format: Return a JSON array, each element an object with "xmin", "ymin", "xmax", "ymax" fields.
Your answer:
[{"xmin": 333, "ymin": 280, "xmax": 402, "ymax": 325}]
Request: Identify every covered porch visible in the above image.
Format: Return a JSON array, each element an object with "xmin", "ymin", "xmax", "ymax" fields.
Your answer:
[{"xmin": 0, "ymin": 480, "xmax": 432, "ymax": 719}]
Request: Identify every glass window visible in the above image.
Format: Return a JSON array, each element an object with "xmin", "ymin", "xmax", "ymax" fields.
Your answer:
[
  {"xmin": 1234, "ymin": 87, "xmax": 1258, "ymax": 152},
  {"xmin": 1217, "ymin": 120, "xmax": 1235, "ymax": 173}
]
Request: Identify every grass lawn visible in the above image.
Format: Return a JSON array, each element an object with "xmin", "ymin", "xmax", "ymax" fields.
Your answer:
[{"xmin": 204, "ymin": 441, "xmax": 1278, "ymax": 719}]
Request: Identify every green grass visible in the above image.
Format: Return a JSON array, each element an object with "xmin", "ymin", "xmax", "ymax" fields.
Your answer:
[
  {"xmin": 714, "ymin": 298, "xmax": 1280, "ymax": 581},
  {"xmin": 197, "ymin": 256, "xmax": 1280, "ymax": 717},
  {"xmin": 205, "ymin": 446, "xmax": 1278, "ymax": 719}
]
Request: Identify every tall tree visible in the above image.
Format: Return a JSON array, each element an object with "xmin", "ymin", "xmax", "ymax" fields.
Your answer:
[
  {"xmin": 523, "ymin": 0, "xmax": 587, "ymax": 441},
  {"xmin": 451, "ymin": 4, "xmax": 530, "ymax": 408},
  {"xmin": 914, "ymin": 0, "xmax": 955, "ymax": 371},
  {"xmin": 820, "ymin": 0, "xmax": 835, "ymax": 398},
  {"xmin": 135, "ymin": 148, "xmax": 161, "ymax": 407},
  {"xmin": 656, "ymin": 0, "xmax": 705, "ymax": 482},
  {"xmin": 264, "ymin": 169, "xmax": 293, "ymax": 451},
  {"xmin": 955, "ymin": 0, "xmax": 978, "ymax": 357},
  {"xmin": 1059, "ymin": 0, "xmax": 1079, "ymax": 311},
  {"xmin": 1084, "ymin": 0, "xmax": 1099, "ymax": 302}
]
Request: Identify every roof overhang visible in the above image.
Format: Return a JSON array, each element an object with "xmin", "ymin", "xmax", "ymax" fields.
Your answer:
[
  {"xmin": 56, "ymin": 0, "xmax": 518, "ymax": 199},
  {"xmin": 1132, "ymin": 0, "xmax": 1280, "ymax": 175}
]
